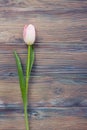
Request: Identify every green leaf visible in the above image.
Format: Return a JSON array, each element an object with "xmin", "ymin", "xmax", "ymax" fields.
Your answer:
[{"xmin": 14, "ymin": 51, "xmax": 26, "ymax": 105}]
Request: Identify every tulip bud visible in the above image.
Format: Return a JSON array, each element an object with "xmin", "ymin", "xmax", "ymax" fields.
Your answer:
[{"xmin": 23, "ymin": 24, "xmax": 35, "ymax": 45}]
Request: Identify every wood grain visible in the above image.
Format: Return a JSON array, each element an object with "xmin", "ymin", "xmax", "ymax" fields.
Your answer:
[
  {"xmin": 0, "ymin": 42, "xmax": 87, "ymax": 107},
  {"xmin": 0, "ymin": 43, "xmax": 87, "ymax": 74},
  {"xmin": 0, "ymin": 1, "xmax": 87, "ymax": 42},
  {"xmin": 0, "ymin": 107, "xmax": 87, "ymax": 130},
  {"xmin": 0, "ymin": 0, "xmax": 87, "ymax": 129},
  {"xmin": 0, "ymin": 75, "xmax": 87, "ymax": 106}
]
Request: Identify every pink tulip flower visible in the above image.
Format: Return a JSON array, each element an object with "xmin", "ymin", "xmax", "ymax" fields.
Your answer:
[{"xmin": 23, "ymin": 24, "xmax": 35, "ymax": 45}]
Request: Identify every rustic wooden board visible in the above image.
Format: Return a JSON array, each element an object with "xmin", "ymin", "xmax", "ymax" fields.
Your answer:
[
  {"xmin": 0, "ymin": 74, "xmax": 87, "ymax": 107},
  {"xmin": 0, "ymin": 0, "xmax": 87, "ymax": 130},
  {"xmin": 0, "ymin": 75, "xmax": 87, "ymax": 106},
  {"xmin": 0, "ymin": 43, "xmax": 87, "ymax": 74},
  {"xmin": 0, "ymin": 107, "xmax": 87, "ymax": 130},
  {"xmin": 0, "ymin": 1, "xmax": 87, "ymax": 42}
]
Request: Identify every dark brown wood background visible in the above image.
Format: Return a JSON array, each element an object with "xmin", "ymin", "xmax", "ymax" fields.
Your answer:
[{"xmin": 0, "ymin": 0, "xmax": 87, "ymax": 130}]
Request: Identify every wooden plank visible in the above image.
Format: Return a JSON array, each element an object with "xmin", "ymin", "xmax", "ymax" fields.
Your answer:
[
  {"xmin": 0, "ymin": 42, "xmax": 87, "ymax": 76},
  {"xmin": 0, "ymin": 15, "xmax": 86, "ymax": 43},
  {"xmin": 0, "ymin": 42, "xmax": 87, "ymax": 53},
  {"xmin": 0, "ymin": 75, "xmax": 87, "ymax": 106},
  {"xmin": 0, "ymin": 0, "xmax": 87, "ymax": 9},
  {"xmin": 0, "ymin": 107, "xmax": 87, "ymax": 130},
  {"xmin": 0, "ymin": 1, "xmax": 86, "ymax": 42},
  {"xmin": 0, "ymin": 43, "xmax": 87, "ymax": 76}
]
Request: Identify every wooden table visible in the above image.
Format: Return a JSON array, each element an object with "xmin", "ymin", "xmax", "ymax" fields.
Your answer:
[{"xmin": 0, "ymin": 0, "xmax": 87, "ymax": 130}]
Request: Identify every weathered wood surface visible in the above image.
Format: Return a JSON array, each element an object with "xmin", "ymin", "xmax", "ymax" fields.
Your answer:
[
  {"xmin": 0, "ymin": 107, "xmax": 87, "ymax": 130},
  {"xmin": 0, "ymin": 0, "xmax": 87, "ymax": 130},
  {"xmin": 0, "ymin": 1, "xmax": 87, "ymax": 43}
]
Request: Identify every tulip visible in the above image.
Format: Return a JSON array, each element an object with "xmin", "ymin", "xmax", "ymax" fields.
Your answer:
[
  {"xmin": 23, "ymin": 24, "xmax": 35, "ymax": 130},
  {"xmin": 14, "ymin": 23, "xmax": 35, "ymax": 130},
  {"xmin": 23, "ymin": 24, "xmax": 35, "ymax": 45}
]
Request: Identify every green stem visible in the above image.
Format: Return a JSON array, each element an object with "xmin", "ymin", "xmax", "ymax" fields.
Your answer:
[
  {"xmin": 24, "ymin": 105, "xmax": 29, "ymax": 130},
  {"xmin": 24, "ymin": 45, "xmax": 31, "ymax": 130},
  {"xmin": 26, "ymin": 45, "xmax": 31, "ymax": 95}
]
